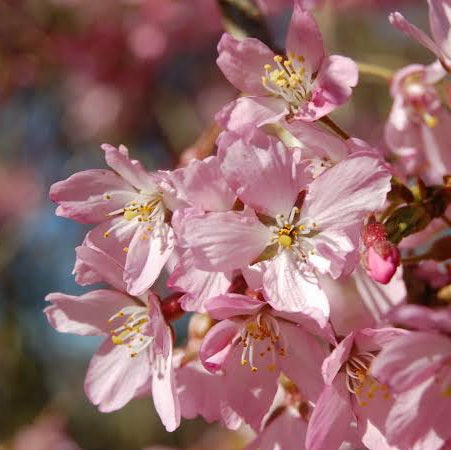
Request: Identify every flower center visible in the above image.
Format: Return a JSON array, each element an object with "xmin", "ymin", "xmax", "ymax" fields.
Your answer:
[
  {"xmin": 270, "ymin": 207, "xmax": 317, "ymax": 259},
  {"xmin": 109, "ymin": 305, "xmax": 153, "ymax": 358},
  {"xmin": 239, "ymin": 312, "xmax": 286, "ymax": 373},
  {"xmin": 262, "ymin": 53, "xmax": 312, "ymax": 112},
  {"xmin": 345, "ymin": 352, "xmax": 389, "ymax": 406},
  {"xmin": 102, "ymin": 192, "xmax": 165, "ymax": 241}
]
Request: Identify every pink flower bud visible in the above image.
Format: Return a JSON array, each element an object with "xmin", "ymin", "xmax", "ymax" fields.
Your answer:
[
  {"xmin": 362, "ymin": 219, "xmax": 387, "ymax": 248},
  {"xmin": 366, "ymin": 242, "xmax": 400, "ymax": 284}
]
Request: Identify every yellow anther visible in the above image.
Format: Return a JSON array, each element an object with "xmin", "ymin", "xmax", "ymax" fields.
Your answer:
[
  {"xmin": 278, "ymin": 234, "xmax": 292, "ymax": 248},
  {"xmin": 103, "ymin": 231, "xmax": 110, "ymax": 238},
  {"xmin": 124, "ymin": 210, "xmax": 139, "ymax": 221},
  {"xmin": 251, "ymin": 366, "xmax": 258, "ymax": 372},
  {"xmin": 423, "ymin": 113, "xmax": 438, "ymax": 128},
  {"xmin": 241, "ymin": 359, "xmax": 248, "ymax": 366},
  {"xmin": 264, "ymin": 64, "xmax": 271, "ymax": 71},
  {"xmin": 104, "ymin": 194, "xmax": 111, "ymax": 200},
  {"xmin": 274, "ymin": 55, "xmax": 283, "ymax": 63},
  {"xmin": 359, "ymin": 401, "xmax": 368, "ymax": 407},
  {"xmin": 298, "ymin": 55, "xmax": 305, "ymax": 62},
  {"xmin": 284, "ymin": 59, "xmax": 293, "ymax": 68},
  {"xmin": 123, "ymin": 247, "xmax": 129, "ymax": 253},
  {"xmin": 267, "ymin": 363, "xmax": 277, "ymax": 372},
  {"xmin": 141, "ymin": 234, "xmax": 148, "ymax": 241},
  {"xmin": 262, "ymin": 76, "xmax": 267, "ymax": 86},
  {"xmin": 112, "ymin": 335, "xmax": 123, "ymax": 345}
]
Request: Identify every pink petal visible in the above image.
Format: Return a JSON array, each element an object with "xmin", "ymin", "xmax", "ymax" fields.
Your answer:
[
  {"xmin": 389, "ymin": 12, "xmax": 442, "ymax": 59},
  {"xmin": 124, "ymin": 223, "xmax": 174, "ymax": 296},
  {"xmin": 177, "ymin": 358, "xmax": 241, "ymax": 429},
  {"xmin": 167, "ymin": 249, "xmax": 232, "ymax": 313},
  {"xmin": 101, "ymin": 144, "xmax": 157, "ymax": 192},
  {"xmin": 223, "ymin": 344, "xmax": 279, "ymax": 430},
  {"xmin": 263, "ymin": 251, "xmax": 330, "ymax": 321},
  {"xmin": 216, "ymin": 96, "xmax": 287, "ymax": 135},
  {"xmin": 151, "ymin": 329, "xmax": 181, "ymax": 432},
  {"xmin": 45, "ymin": 290, "xmax": 135, "ymax": 336},
  {"xmin": 84, "ymin": 339, "xmax": 151, "ymax": 412},
  {"xmin": 285, "ymin": 2, "xmax": 324, "ymax": 73},
  {"xmin": 370, "ymin": 332, "xmax": 450, "ymax": 392},
  {"xmin": 311, "ymin": 54, "xmax": 359, "ymax": 111},
  {"xmin": 305, "ymin": 373, "xmax": 353, "ymax": 450},
  {"xmin": 161, "ymin": 156, "xmax": 236, "ymax": 212},
  {"xmin": 74, "ymin": 244, "xmax": 127, "ymax": 292},
  {"xmin": 219, "ymin": 135, "xmax": 311, "ymax": 217},
  {"xmin": 200, "ymin": 319, "xmax": 241, "ymax": 373},
  {"xmin": 217, "ymin": 33, "xmax": 275, "ymax": 96},
  {"xmin": 302, "ymin": 154, "xmax": 391, "ymax": 230},
  {"xmin": 428, "ymin": 0, "xmax": 451, "ymax": 62},
  {"xmin": 50, "ymin": 169, "xmax": 135, "ymax": 224},
  {"xmin": 354, "ymin": 327, "xmax": 409, "ymax": 353},
  {"xmin": 321, "ymin": 332, "xmax": 355, "ymax": 385},
  {"xmin": 181, "ymin": 209, "xmax": 271, "ymax": 272},
  {"xmin": 206, "ymin": 293, "xmax": 264, "ymax": 320},
  {"xmin": 278, "ymin": 322, "xmax": 326, "ymax": 402}
]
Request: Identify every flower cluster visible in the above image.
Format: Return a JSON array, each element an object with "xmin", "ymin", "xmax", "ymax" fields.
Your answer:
[{"xmin": 46, "ymin": 1, "xmax": 451, "ymax": 448}]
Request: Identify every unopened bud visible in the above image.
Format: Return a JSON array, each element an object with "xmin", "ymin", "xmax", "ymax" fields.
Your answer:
[
  {"xmin": 365, "ymin": 243, "xmax": 400, "ymax": 284},
  {"xmin": 362, "ymin": 219, "xmax": 387, "ymax": 248}
]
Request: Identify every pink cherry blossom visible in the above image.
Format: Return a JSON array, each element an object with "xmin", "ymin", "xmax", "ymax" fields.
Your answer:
[
  {"xmin": 177, "ymin": 134, "xmax": 391, "ymax": 317},
  {"xmin": 44, "ymin": 245, "xmax": 180, "ymax": 432},
  {"xmin": 385, "ymin": 62, "xmax": 451, "ymax": 184},
  {"xmin": 199, "ymin": 292, "xmax": 328, "ymax": 430},
  {"xmin": 50, "ymin": 143, "xmax": 174, "ymax": 295},
  {"xmin": 370, "ymin": 305, "xmax": 451, "ymax": 448},
  {"xmin": 390, "ymin": 1, "xmax": 451, "ymax": 71},
  {"xmin": 216, "ymin": 0, "xmax": 358, "ymax": 134},
  {"xmin": 306, "ymin": 327, "xmax": 408, "ymax": 450}
]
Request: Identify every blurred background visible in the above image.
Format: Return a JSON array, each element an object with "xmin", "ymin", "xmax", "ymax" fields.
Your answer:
[{"xmin": 0, "ymin": 0, "xmax": 433, "ymax": 448}]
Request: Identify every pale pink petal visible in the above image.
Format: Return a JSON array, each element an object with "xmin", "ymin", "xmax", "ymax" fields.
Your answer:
[
  {"xmin": 278, "ymin": 322, "xmax": 326, "ymax": 402},
  {"xmin": 429, "ymin": 0, "xmax": 451, "ymax": 62},
  {"xmin": 124, "ymin": 223, "xmax": 174, "ymax": 296},
  {"xmin": 302, "ymin": 154, "xmax": 391, "ymax": 230},
  {"xmin": 167, "ymin": 250, "xmax": 232, "ymax": 313},
  {"xmin": 74, "ymin": 245, "xmax": 127, "ymax": 292},
  {"xmin": 206, "ymin": 293, "xmax": 264, "ymax": 320},
  {"xmin": 370, "ymin": 332, "xmax": 450, "ymax": 392},
  {"xmin": 217, "ymin": 33, "xmax": 275, "ymax": 95},
  {"xmin": 389, "ymin": 12, "xmax": 442, "ymax": 59},
  {"xmin": 181, "ymin": 209, "xmax": 271, "ymax": 272},
  {"xmin": 50, "ymin": 169, "xmax": 135, "ymax": 224},
  {"xmin": 101, "ymin": 144, "xmax": 157, "ymax": 192},
  {"xmin": 200, "ymin": 319, "xmax": 241, "ymax": 373},
  {"xmin": 151, "ymin": 330, "xmax": 181, "ymax": 432},
  {"xmin": 353, "ymin": 265, "xmax": 406, "ymax": 323},
  {"xmin": 223, "ymin": 344, "xmax": 279, "ymax": 430},
  {"xmin": 322, "ymin": 333, "xmax": 355, "ymax": 385},
  {"xmin": 177, "ymin": 358, "xmax": 241, "ymax": 429},
  {"xmin": 311, "ymin": 55, "xmax": 359, "ymax": 113},
  {"xmin": 388, "ymin": 304, "xmax": 451, "ymax": 334},
  {"xmin": 45, "ymin": 290, "xmax": 134, "ymax": 336},
  {"xmin": 84, "ymin": 339, "xmax": 151, "ymax": 412},
  {"xmin": 354, "ymin": 327, "xmax": 408, "ymax": 353},
  {"xmin": 263, "ymin": 251, "xmax": 330, "ymax": 321},
  {"xmin": 220, "ymin": 136, "xmax": 311, "ymax": 217},
  {"xmin": 215, "ymin": 96, "xmax": 287, "ymax": 135},
  {"xmin": 246, "ymin": 408, "xmax": 307, "ymax": 450},
  {"xmin": 285, "ymin": 2, "xmax": 324, "ymax": 73},
  {"xmin": 306, "ymin": 373, "xmax": 353, "ymax": 450},
  {"xmin": 160, "ymin": 156, "xmax": 236, "ymax": 212}
]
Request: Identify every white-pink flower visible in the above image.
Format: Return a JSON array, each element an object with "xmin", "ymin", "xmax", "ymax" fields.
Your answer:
[
  {"xmin": 45, "ymin": 245, "xmax": 180, "ymax": 431},
  {"xmin": 216, "ymin": 0, "xmax": 358, "ymax": 134}
]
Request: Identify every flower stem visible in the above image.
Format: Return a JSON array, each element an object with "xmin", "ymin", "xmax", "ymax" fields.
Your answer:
[
  {"xmin": 319, "ymin": 116, "xmax": 350, "ymax": 140},
  {"xmin": 357, "ymin": 62, "xmax": 394, "ymax": 82}
]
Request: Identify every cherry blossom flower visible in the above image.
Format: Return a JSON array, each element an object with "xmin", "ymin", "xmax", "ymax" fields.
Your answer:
[
  {"xmin": 50, "ymin": 143, "xmax": 174, "ymax": 296},
  {"xmin": 370, "ymin": 305, "xmax": 451, "ymax": 448},
  {"xmin": 199, "ymin": 292, "xmax": 328, "ymax": 430},
  {"xmin": 177, "ymin": 134, "xmax": 391, "ymax": 317},
  {"xmin": 385, "ymin": 62, "xmax": 451, "ymax": 184},
  {"xmin": 216, "ymin": 0, "xmax": 358, "ymax": 134},
  {"xmin": 306, "ymin": 328, "xmax": 409, "ymax": 450},
  {"xmin": 44, "ymin": 245, "xmax": 180, "ymax": 431}
]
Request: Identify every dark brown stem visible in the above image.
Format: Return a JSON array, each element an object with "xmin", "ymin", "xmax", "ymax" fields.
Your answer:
[{"xmin": 319, "ymin": 116, "xmax": 350, "ymax": 140}]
